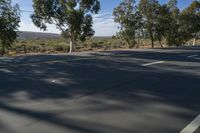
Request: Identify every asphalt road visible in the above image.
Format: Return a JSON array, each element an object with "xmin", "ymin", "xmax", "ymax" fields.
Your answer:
[{"xmin": 0, "ymin": 46, "xmax": 200, "ymax": 133}]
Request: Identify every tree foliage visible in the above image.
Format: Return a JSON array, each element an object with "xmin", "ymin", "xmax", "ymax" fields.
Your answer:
[
  {"xmin": 113, "ymin": 0, "xmax": 200, "ymax": 48},
  {"xmin": 31, "ymin": 0, "xmax": 100, "ymax": 53},
  {"xmin": 0, "ymin": 0, "xmax": 20, "ymax": 56},
  {"xmin": 113, "ymin": 0, "xmax": 142, "ymax": 48},
  {"xmin": 164, "ymin": 0, "xmax": 182, "ymax": 46},
  {"xmin": 139, "ymin": 0, "xmax": 160, "ymax": 48},
  {"xmin": 179, "ymin": 0, "xmax": 200, "ymax": 44}
]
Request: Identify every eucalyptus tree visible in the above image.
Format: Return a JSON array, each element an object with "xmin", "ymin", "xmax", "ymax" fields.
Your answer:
[
  {"xmin": 139, "ymin": 0, "xmax": 160, "ymax": 48},
  {"xmin": 0, "ymin": 0, "xmax": 20, "ymax": 56},
  {"xmin": 31, "ymin": 0, "xmax": 100, "ymax": 53},
  {"xmin": 180, "ymin": 0, "xmax": 200, "ymax": 46},
  {"xmin": 113, "ymin": 0, "xmax": 142, "ymax": 48},
  {"xmin": 165, "ymin": 0, "xmax": 182, "ymax": 46},
  {"xmin": 153, "ymin": 4, "xmax": 165, "ymax": 47},
  {"xmin": 155, "ymin": 0, "xmax": 181, "ymax": 46}
]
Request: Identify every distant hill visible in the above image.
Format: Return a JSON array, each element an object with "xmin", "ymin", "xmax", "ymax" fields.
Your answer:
[
  {"xmin": 18, "ymin": 31, "xmax": 61, "ymax": 40},
  {"xmin": 17, "ymin": 31, "xmax": 112, "ymax": 40}
]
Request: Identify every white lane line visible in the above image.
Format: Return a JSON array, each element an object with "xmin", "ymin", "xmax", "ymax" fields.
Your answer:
[
  {"xmin": 188, "ymin": 55, "xmax": 198, "ymax": 58},
  {"xmin": 0, "ymin": 69, "xmax": 13, "ymax": 73},
  {"xmin": 142, "ymin": 61, "xmax": 164, "ymax": 66},
  {"xmin": 51, "ymin": 80, "xmax": 56, "ymax": 83},
  {"xmin": 180, "ymin": 115, "xmax": 200, "ymax": 133}
]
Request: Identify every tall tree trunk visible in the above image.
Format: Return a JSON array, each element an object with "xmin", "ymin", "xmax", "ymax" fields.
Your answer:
[
  {"xmin": 69, "ymin": 37, "xmax": 76, "ymax": 53},
  {"xmin": 126, "ymin": 39, "xmax": 131, "ymax": 48},
  {"xmin": 137, "ymin": 38, "xmax": 140, "ymax": 48},
  {"xmin": 148, "ymin": 23, "xmax": 154, "ymax": 48},
  {"xmin": 150, "ymin": 33, "xmax": 154, "ymax": 48},
  {"xmin": 159, "ymin": 39, "xmax": 162, "ymax": 48},
  {"xmin": 69, "ymin": 39, "xmax": 75, "ymax": 53},
  {"xmin": 69, "ymin": 40, "xmax": 73, "ymax": 53},
  {"xmin": 23, "ymin": 45, "xmax": 27, "ymax": 55},
  {"xmin": 193, "ymin": 38, "xmax": 196, "ymax": 46},
  {"xmin": 1, "ymin": 44, "xmax": 5, "ymax": 56}
]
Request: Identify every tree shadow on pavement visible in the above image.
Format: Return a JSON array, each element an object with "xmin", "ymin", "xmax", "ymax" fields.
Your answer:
[{"xmin": 0, "ymin": 51, "xmax": 199, "ymax": 133}]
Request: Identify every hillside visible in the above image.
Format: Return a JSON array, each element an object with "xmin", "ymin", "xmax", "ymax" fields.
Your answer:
[
  {"xmin": 17, "ymin": 31, "xmax": 112, "ymax": 40},
  {"xmin": 18, "ymin": 31, "xmax": 61, "ymax": 40}
]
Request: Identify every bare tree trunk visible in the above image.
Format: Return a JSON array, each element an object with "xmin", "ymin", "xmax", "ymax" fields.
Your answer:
[
  {"xmin": 23, "ymin": 45, "xmax": 27, "ymax": 55},
  {"xmin": 148, "ymin": 24, "xmax": 154, "ymax": 48},
  {"xmin": 69, "ymin": 40, "xmax": 73, "ymax": 53},
  {"xmin": 137, "ymin": 38, "xmax": 140, "ymax": 48},
  {"xmin": 193, "ymin": 38, "xmax": 196, "ymax": 46},
  {"xmin": 1, "ymin": 44, "xmax": 5, "ymax": 56},
  {"xmin": 150, "ymin": 32, "xmax": 154, "ymax": 48},
  {"xmin": 159, "ymin": 39, "xmax": 162, "ymax": 48},
  {"xmin": 150, "ymin": 36, "xmax": 154, "ymax": 48}
]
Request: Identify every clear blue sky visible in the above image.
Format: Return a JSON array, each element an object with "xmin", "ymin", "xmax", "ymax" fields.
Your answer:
[{"xmin": 12, "ymin": 0, "xmax": 195, "ymax": 36}]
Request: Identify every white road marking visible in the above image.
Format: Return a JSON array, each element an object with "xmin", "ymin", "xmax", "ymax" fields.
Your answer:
[
  {"xmin": 142, "ymin": 61, "xmax": 164, "ymax": 66},
  {"xmin": 0, "ymin": 69, "xmax": 13, "ymax": 73},
  {"xmin": 188, "ymin": 55, "xmax": 198, "ymax": 58},
  {"xmin": 180, "ymin": 115, "xmax": 200, "ymax": 133},
  {"xmin": 51, "ymin": 80, "xmax": 56, "ymax": 83}
]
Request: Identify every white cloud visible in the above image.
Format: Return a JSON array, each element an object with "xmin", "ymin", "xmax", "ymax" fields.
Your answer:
[
  {"xmin": 19, "ymin": 11, "xmax": 119, "ymax": 36},
  {"xmin": 94, "ymin": 13, "xmax": 118, "ymax": 36},
  {"xmin": 93, "ymin": 11, "xmax": 119, "ymax": 36},
  {"xmin": 19, "ymin": 21, "xmax": 61, "ymax": 34}
]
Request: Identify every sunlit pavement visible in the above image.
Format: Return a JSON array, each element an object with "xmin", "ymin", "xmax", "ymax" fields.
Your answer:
[{"xmin": 0, "ymin": 46, "xmax": 200, "ymax": 133}]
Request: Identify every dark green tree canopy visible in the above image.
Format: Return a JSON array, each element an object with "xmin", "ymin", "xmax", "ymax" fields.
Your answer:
[
  {"xmin": 162, "ymin": 0, "xmax": 182, "ymax": 46},
  {"xmin": 31, "ymin": 0, "xmax": 100, "ymax": 52},
  {"xmin": 112, "ymin": 0, "xmax": 200, "ymax": 48},
  {"xmin": 185, "ymin": 0, "xmax": 200, "ymax": 14},
  {"xmin": 0, "ymin": 0, "xmax": 20, "ymax": 56},
  {"xmin": 113, "ymin": 0, "xmax": 142, "ymax": 48},
  {"xmin": 139, "ymin": 0, "xmax": 160, "ymax": 48},
  {"xmin": 179, "ymin": 0, "xmax": 200, "ymax": 43}
]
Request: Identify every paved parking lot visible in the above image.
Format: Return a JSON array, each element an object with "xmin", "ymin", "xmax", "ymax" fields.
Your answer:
[{"xmin": 0, "ymin": 47, "xmax": 200, "ymax": 133}]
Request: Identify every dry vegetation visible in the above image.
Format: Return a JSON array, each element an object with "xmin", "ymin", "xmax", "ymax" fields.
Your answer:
[{"xmin": 1, "ymin": 38, "xmax": 198, "ymax": 56}]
